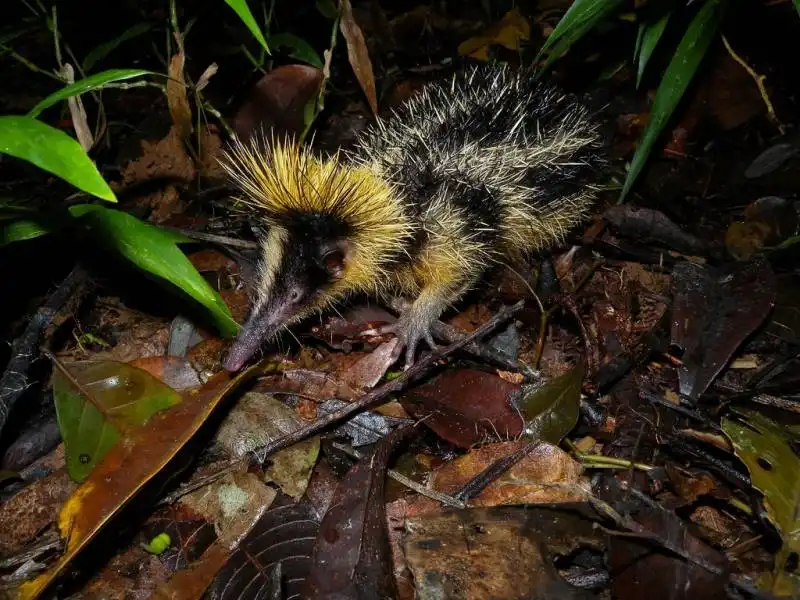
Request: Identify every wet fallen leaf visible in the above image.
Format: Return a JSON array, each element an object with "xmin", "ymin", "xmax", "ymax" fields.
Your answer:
[
  {"xmin": 302, "ymin": 424, "xmax": 416, "ymax": 598},
  {"xmin": 405, "ymin": 507, "xmax": 602, "ymax": 600},
  {"xmin": 130, "ymin": 356, "xmax": 203, "ymax": 391},
  {"xmin": 213, "ymin": 392, "xmax": 320, "ymax": 500},
  {"xmin": 744, "ymin": 143, "xmax": 798, "ymax": 179},
  {"xmin": 458, "ymin": 7, "xmax": 531, "ymax": 61},
  {"xmin": 401, "ymin": 369, "xmax": 524, "ymax": 448},
  {"xmin": 430, "ymin": 441, "xmax": 588, "ymax": 507},
  {"xmin": 18, "ymin": 364, "xmax": 261, "ymax": 600},
  {"xmin": 339, "ymin": 0, "xmax": 378, "ymax": 115},
  {"xmin": 670, "ymin": 258, "xmax": 776, "ymax": 401},
  {"xmin": 52, "ymin": 359, "xmax": 183, "ymax": 482},
  {"xmin": 604, "ymin": 205, "xmax": 708, "ymax": 255},
  {"xmin": 518, "ymin": 361, "xmax": 585, "ymax": 444},
  {"xmin": 179, "ymin": 471, "xmax": 277, "ymax": 549},
  {"xmin": 602, "ymin": 476, "xmax": 729, "ymax": 600},
  {"xmin": 206, "ymin": 501, "xmax": 320, "ymax": 600},
  {"xmin": 721, "ymin": 408, "xmax": 800, "ymax": 595}
]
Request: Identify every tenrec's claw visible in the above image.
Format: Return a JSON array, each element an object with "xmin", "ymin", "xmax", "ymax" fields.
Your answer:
[{"xmin": 378, "ymin": 315, "xmax": 438, "ymax": 369}]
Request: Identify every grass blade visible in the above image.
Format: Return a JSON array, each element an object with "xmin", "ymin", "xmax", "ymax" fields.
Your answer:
[
  {"xmin": 0, "ymin": 116, "xmax": 116, "ymax": 202},
  {"xmin": 68, "ymin": 204, "xmax": 239, "ymax": 337},
  {"xmin": 636, "ymin": 13, "xmax": 671, "ymax": 88},
  {"xmin": 619, "ymin": 0, "xmax": 727, "ymax": 203},
  {"xmin": 224, "ymin": 0, "xmax": 270, "ymax": 54},
  {"xmin": 535, "ymin": 0, "xmax": 625, "ymax": 74},
  {"xmin": 82, "ymin": 23, "xmax": 153, "ymax": 72},
  {"xmin": 28, "ymin": 69, "xmax": 152, "ymax": 118}
]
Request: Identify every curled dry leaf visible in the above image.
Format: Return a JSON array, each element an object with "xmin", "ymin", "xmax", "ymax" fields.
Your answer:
[
  {"xmin": 339, "ymin": 0, "xmax": 378, "ymax": 115},
  {"xmin": 18, "ymin": 365, "xmax": 261, "ymax": 600},
  {"xmin": 457, "ymin": 7, "xmax": 531, "ymax": 61},
  {"xmin": 167, "ymin": 48, "xmax": 192, "ymax": 139}
]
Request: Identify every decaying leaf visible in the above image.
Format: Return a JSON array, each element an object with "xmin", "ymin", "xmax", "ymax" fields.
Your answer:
[
  {"xmin": 429, "ymin": 441, "xmax": 588, "ymax": 507},
  {"xmin": 670, "ymin": 258, "xmax": 776, "ymax": 401},
  {"xmin": 722, "ymin": 409, "xmax": 800, "ymax": 595},
  {"xmin": 207, "ymin": 501, "xmax": 320, "ymax": 600},
  {"xmin": 519, "ymin": 361, "xmax": 585, "ymax": 444},
  {"xmin": 18, "ymin": 365, "xmax": 261, "ymax": 600},
  {"xmin": 302, "ymin": 425, "xmax": 416, "ymax": 598},
  {"xmin": 52, "ymin": 359, "xmax": 182, "ymax": 482},
  {"xmin": 339, "ymin": 0, "xmax": 378, "ymax": 115},
  {"xmin": 167, "ymin": 46, "xmax": 193, "ymax": 139},
  {"xmin": 213, "ymin": 392, "xmax": 320, "ymax": 500},
  {"xmin": 458, "ymin": 7, "xmax": 531, "ymax": 61},
  {"xmin": 405, "ymin": 507, "xmax": 602, "ymax": 600}
]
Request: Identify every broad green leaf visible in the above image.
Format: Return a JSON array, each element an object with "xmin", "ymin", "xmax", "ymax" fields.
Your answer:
[
  {"xmin": 518, "ymin": 362, "xmax": 585, "ymax": 444},
  {"xmin": 619, "ymin": 0, "xmax": 726, "ymax": 203},
  {"xmin": 535, "ymin": 0, "xmax": 625, "ymax": 74},
  {"xmin": 28, "ymin": 69, "xmax": 153, "ymax": 118},
  {"xmin": 636, "ymin": 14, "xmax": 670, "ymax": 88},
  {"xmin": 68, "ymin": 204, "xmax": 239, "ymax": 337},
  {"xmin": 271, "ymin": 32, "xmax": 323, "ymax": 67},
  {"xmin": 0, "ymin": 218, "xmax": 55, "ymax": 246},
  {"xmin": 224, "ymin": 0, "xmax": 270, "ymax": 54},
  {"xmin": 0, "ymin": 116, "xmax": 116, "ymax": 202},
  {"xmin": 722, "ymin": 408, "xmax": 800, "ymax": 595},
  {"xmin": 316, "ymin": 0, "xmax": 338, "ymax": 19},
  {"xmin": 794, "ymin": 0, "xmax": 800, "ymax": 17},
  {"xmin": 54, "ymin": 360, "xmax": 182, "ymax": 482},
  {"xmin": 82, "ymin": 23, "xmax": 153, "ymax": 72}
]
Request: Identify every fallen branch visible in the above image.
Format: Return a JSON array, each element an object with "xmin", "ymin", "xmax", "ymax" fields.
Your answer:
[{"xmin": 0, "ymin": 264, "xmax": 88, "ymax": 437}]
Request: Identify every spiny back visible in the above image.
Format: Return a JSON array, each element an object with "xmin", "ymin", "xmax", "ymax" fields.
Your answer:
[{"xmin": 351, "ymin": 63, "xmax": 604, "ymax": 256}]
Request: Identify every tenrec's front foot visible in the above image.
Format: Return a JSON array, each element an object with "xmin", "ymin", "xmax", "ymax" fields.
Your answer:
[{"xmin": 370, "ymin": 312, "xmax": 439, "ymax": 369}]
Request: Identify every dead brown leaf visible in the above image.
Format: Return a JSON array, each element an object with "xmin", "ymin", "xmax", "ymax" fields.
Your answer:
[
  {"xmin": 339, "ymin": 0, "xmax": 378, "ymax": 115},
  {"xmin": 167, "ymin": 47, "xmax": 193, "ymax": 139}
]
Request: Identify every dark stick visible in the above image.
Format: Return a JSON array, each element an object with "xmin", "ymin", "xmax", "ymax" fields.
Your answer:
[
  {"xmin": 157, "ymin": 225, "xmax": 259, "ymax": 250},
  {"xmin": 0, "ymin": 264, "xmax": 88, "ymax": 437},
  {"xmin": 248, "ymin": 300, "xmax": 525, "ymax": 462}
]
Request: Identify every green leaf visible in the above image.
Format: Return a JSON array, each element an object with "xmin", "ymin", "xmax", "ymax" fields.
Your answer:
[
  {"xmin": 619, "ymin": 0, "xmax": 726, "ymax": 203},
  {"xmin": 0, "ymin": 218, "xmax": 55, "ymax": 246},
  {"xmin": 68, "ymin": 204, "xmax": 239, "ymax": 337},
  {"xmin": 0, "ymin": 116, "xmax": 116, "ymax": 202},
  {"xmin": 316, "ymin": 0, "xmax": 338, "ymax": 19},
  {"xmin": 636, "ymin": 13, "xmax": 670, "ymax": 88},
  {"xmin": 535, "ymin": 0, "xmax": 626, "ymax": 74},
  {"xmin": 54, "ymin": 360, "xmax": 183, "ymax": 481},
  {"xmin": 82, "ymin": 23, "xmax": 153, "ymax": 72},
  {"xmin": 224, "ymin": 0, "xmax": 270, "ymax": 54},
  {"xmin": 28, "ymin": 68, "xmax": 153, "ymax": 118},
  {"xmin": 518, "ymin": 362, "xmax": 585, "ymax": 444},
  {"xmin": 270, "ymin": 32, "xmax": 323, "ymax": 68},
  {"xmin": 721, "ymin": 408, "xmax": 800, "ymax": 595}
]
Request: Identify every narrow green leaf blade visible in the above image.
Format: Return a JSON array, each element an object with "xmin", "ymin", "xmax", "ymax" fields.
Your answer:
[
  {"xmin": 536, "ymin": 0, "xmax": 625, "ymax": 72},
  {"xmin": 82, "ymin": 23, "xmax": 153, "ymax": 72},
  {"xmin": 619, "ymin": 0, "xmax": 726, "ymax": 203},
  {"xmin": 28, "ymin": 68, "xmax": 153, "ymax": 118},
  {"xmin": 0, "ymin": 218, "xmax": 55, "ymax": 246},
  {"xmin": 68, "ymin": 204, "xmax": 239, "ymax": 337},
  {"xmin": 224, "ymin": 0, "xmax": 270, "ymax": 54},
  {"xmin": 636, "ymin": 13, "xmax": 670, "ymax": 88},
  {"xmin": 271, "ymin": 32, "xmax": 323, "ymax": 67},
  {"xmin": 0, "ymin": 116, "xmax": 116, "ymax": 202}
]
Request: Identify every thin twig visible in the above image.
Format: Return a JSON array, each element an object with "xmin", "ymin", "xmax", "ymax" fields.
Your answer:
[
  {"xmin": 157, "ymin": 225, "xmax": 259, "ymax": 249},
  {"xmin": 248, "ymin": 300, "xmax": 525, "ymax": 462},
  {"xmin": 722, "ymin": 35, "xmax": 784, "ymax": 135}
]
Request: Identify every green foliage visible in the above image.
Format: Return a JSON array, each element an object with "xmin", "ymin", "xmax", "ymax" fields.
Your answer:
[
  {"xmin": 271, "ymin": 32, "xmax": 323, "ymax": 67},
  {"xmin": 68, "ymin": 204, "xmax": 239, "ymax": 337},
  {"xmin": 539, "ymin": 0, "xmax": 730, "ymax": 202},
  {"xmin": 53, "ymin": 360, "xmax": 183, "ymax": 482},
  {"xmin": 27, "ymin": 69, "xmax": 153, "ymax": 117},
  {"xmin": 535, "ymin": 0, "xmax": 625, "ymax": 73},
  {"xmin": 224, "ymin": 0, "xmax": 270, "ymax": 54},
  {"xmin": 620, "ymin": 0, "xmax": 727, "ymax": 202},
  {"xmin": 0, "ymin": 216, "xmax": 53, "ymax": 246},
  {"xmin": 0, "ymin": 116, "xmax": 116, "ymax": 202},
  {"xmin": 82, "ymin": 23, "xmax": 154, "ymax": 72},
  {"xmin": 634, "ymin": 13, "xmax": 670, "ymax": 88}
]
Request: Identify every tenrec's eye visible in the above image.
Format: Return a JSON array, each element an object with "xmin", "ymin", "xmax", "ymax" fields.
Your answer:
[{"xmin": 290, "ymin": 289, "xmax": 301, "ymax": 302}]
